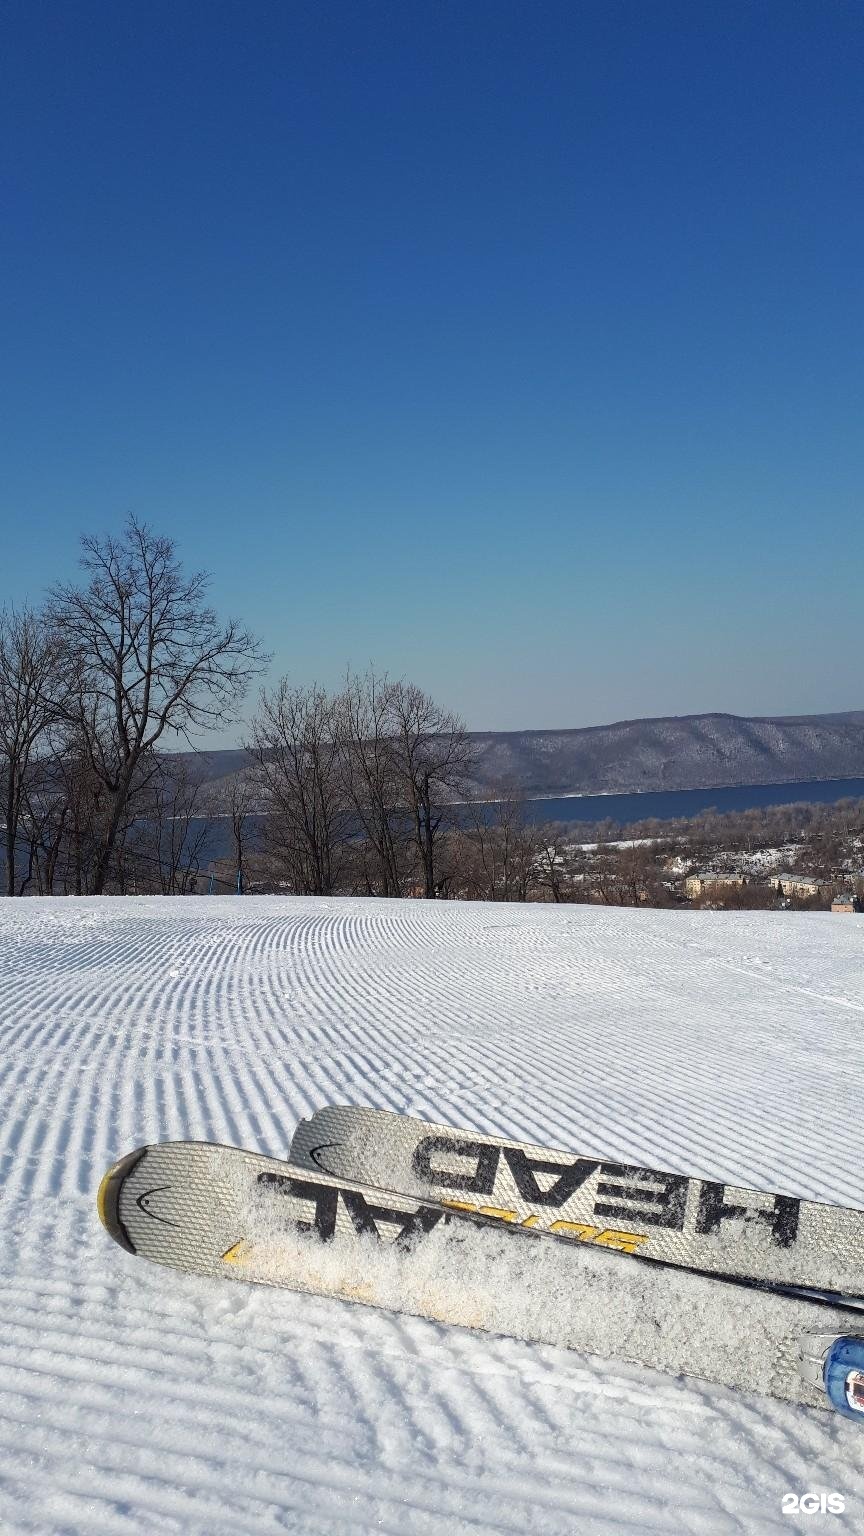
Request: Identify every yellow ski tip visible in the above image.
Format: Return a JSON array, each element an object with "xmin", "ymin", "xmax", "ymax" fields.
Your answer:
[
  {"xmin": 96, "ymin": 1149, "xmax": 146, "ymax": 1252},
  {"xmin": 96, "ymin": 1164, "xmax": 116, "ymax": 1230}
]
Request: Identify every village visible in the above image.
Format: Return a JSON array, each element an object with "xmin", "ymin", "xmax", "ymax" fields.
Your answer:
[{"xmin": 562, "ymin": 797, "xmax": 864, "ymax": 913}]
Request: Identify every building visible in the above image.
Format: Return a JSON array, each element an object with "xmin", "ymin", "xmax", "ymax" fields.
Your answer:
[
  {"xmin": 774, "ymin": 874, "xmax": 822, "ymax": 900},
  {"xmin": 831, "ymin": 894, "xmax": 862, "ymax": 914},
  {"xmin": 685, "ymin": 873, "xmax": 747, "ymax": 899}
]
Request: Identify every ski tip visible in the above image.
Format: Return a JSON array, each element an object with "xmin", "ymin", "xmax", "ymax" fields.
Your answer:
[{"xmin": 97, "ymin": 1148, "xmax": 146, "ymax": 1253}]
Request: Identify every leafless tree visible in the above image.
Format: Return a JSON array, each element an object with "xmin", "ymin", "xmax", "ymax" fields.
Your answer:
[
  {"xmin": 585, "ymin": 846, "xmax": 618, "ymax": 906},
  {"xmin": 583, "ymin": 840, "xmax": 669, "ymax": 908},
  {"xmin": 694, "ymin": 879, "xmax": 776, "ymax": 911},
  {"xmin": 531, "ymin": 832, "xmax": 571, "ymax": 903},
  {"xmin": 227, "ymin": 763, "xmax": 256, "ymax": 894},
  {"xmin": 47, "ymin": 517, "xmax": 267, "ymax": 894},
  {"xmin": 130, "ymin": 753, "xmax": 209, "ymax": 894},
  {"xmin": 386, "ymin": 682, "xmax": 475, "ymax": 898},
  {"xmin": 16, "ymin": 740, "xmax": 72, "ymax": 895},
  {"xmin": 457, "ymin": 788, "xmax": 537, "ymax": 901},
  {"xmin": 246, "ymin": 680, "xmax": 351, "ymax": 895},
  {"xmin": 0, "ymin": 605, "xmax": 64, "ymax": 895},
  {"xmin": 338, "ymin": 669, "xmax": 406, "ymax": 896},
  {"xmin": 57, "ymin": 734, "xmax": 107, "ymax": 894}
]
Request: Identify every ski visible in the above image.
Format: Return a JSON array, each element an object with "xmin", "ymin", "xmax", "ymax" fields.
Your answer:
[
  {"xmin": 98, "ymin": 1137, "xmax": 864, "ymax": 1417},
  {"xmin": 290, "ymin": 1105, "xmax": 864, "ymax": 1299}
]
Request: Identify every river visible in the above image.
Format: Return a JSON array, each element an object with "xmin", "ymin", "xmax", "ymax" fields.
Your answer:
[{"xmin": 193, "ymin": 775, "xmax": 864, "ymax": 864}]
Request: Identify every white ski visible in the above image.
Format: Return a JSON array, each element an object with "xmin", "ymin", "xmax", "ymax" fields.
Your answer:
[{"xmin": 98, "ymin": 1136, "xmax": 864, "ymax": 1417}]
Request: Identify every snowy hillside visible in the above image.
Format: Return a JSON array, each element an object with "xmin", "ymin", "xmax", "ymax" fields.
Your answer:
[
  {"xmin": 187, "ymin": 709, "xmax": 864, "ymax": 802},
  {"xmin": 1, "ymin": 896, "xmax": 863, "ymax": 1534}
]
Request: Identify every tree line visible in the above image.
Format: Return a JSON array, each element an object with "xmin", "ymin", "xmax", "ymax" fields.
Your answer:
[
  {"xmin": 0, "ymin": 517, "xmax": 266, "ymax": 895},
  {"xmin": 4, "ymin": 516, "xmax": 861, "ymax": 906},
  {"xmin": 0, "ymin": 515, "xmax": 501, "ymax": 899},
  {"xmin": 242, "ymin": 672, "xmax": 472, "ymax": 898},
  {"xmin": 234, "ymin": 723, "xmax": 574, "ymax": 902}
]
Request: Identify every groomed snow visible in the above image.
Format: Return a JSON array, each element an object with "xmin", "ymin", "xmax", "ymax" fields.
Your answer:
[{"xmin": 1, "ymin": 896, "xmax": 863, "ymax": 1534}]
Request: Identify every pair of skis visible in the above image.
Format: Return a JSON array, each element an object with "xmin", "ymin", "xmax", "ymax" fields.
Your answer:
[{"xmin": 98, "ymin": 1105, "xmax": 864, "ymax": 1421}]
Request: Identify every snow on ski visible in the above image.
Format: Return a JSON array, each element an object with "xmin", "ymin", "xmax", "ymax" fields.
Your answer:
[
  {"xmin": 290, "ymin": 1104, "xmax": 864, "ymax": 1297},
  {"xmin": 98, "ymin": 1136, "xmax": 864, "ymax": 1415}
]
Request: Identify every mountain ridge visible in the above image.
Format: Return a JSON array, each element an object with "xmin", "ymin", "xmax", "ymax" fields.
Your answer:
[{"xmin": 177, "ymin": 709, "xmax": 864, "ymax": 804}]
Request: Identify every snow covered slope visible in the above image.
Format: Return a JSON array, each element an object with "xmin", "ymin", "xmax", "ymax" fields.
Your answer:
[{"xmin": 1, "ymin": 896, "xmax": 863, "ymax": 1534}]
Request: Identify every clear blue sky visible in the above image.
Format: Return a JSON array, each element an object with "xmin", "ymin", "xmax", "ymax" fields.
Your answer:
[{"xmin": 2, "ymin": 1, "xmax": 861, "ymax": 743}]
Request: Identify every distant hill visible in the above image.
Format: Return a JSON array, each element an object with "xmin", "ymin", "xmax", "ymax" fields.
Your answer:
[
  {"xmin": 178, "ymin": 710, "xmax": 864, "ymax": 806},
  {"xmin": 462, "ymin": 710, "xmax": 864, "ymax": 797}
]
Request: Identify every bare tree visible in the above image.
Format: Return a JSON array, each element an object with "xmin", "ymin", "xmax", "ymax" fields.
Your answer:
[
  {"xmin": 17, "ymin": 739, "xmax": 81, "ymax": 896},
  {"xmin": 47, "ymin": 517, "xmax": 267, "ymax": 894},
  {"xmin": 586, "ymin": 844, "xmax": 629, "ymax": 906},
  {"xmin": 57, "ymin": 732, "xmax": 107, "ymax": 894},
  {"xmin": 458, "ymin": 788, "xmax": 537, "ymax": 901},
  {"xmin": 0, "ymin": 606, "xmax": 63, "ymax": 895},
  {"xmin": 531, "ymin": 831, "xmax": 572, "ymax": 903},
  {"xmin": 246, "ymin": 680, "xmax": 351, "ymax": 895},
  {"xmin": 131, "ymin": 753, "xmax": 209, "ymax": 894},
  {"xmin": 227, "ymin": 763, "xmax": 256, "ymax": 893},
  {"xmin": 338, "ymin": 669, "xmax": 406, "ymax": 896},
  {"xmin": 16, "ymin": 723, "xmax": 82, "ymax": 895},
  {"xmin": 387, "ymin": 682, "xmax": 475, "ymax": 898},
  {"xmin": 17, "ymin": 768, "xmax": 61, "ymax": 894}
]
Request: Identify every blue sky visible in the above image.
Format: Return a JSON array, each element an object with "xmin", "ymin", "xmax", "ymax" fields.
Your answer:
[{"xmin": 2, "ymin": 1, "xmax": 861, "ymax": 743}]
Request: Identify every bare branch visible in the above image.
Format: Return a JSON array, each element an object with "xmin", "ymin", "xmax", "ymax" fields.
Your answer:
[{"xmin": 46, "ymin": 516, "xmax": 269, "ymax": 893}]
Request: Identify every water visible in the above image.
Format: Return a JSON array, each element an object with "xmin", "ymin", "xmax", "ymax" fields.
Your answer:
[
  {"xmin": 517, "ymin": 776, "xmax": 864, "ymax": 827},
  {"xmin": 193, "ymin": 777, "xmax": 864, "ymax": 863}
]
